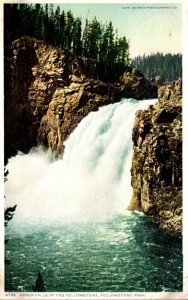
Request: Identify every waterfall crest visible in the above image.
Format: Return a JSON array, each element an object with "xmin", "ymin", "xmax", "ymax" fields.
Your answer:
[{"xmin": 5, "ymin": 98, "xmax": 157, "ymax": 224}]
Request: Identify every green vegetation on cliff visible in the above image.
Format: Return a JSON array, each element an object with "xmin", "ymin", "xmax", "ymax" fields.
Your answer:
[{"xmin": 4, "ymin": 3, "xmax": 130, "ymax": 82}]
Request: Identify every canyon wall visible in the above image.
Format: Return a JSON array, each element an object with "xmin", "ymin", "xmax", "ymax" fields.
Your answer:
[
  {"xmin": 129, "ymin": 80, "xmax": 182, "ymax": 234},
  {"xmin": 4, "ymin": 36, "xmax": 157, "ymax": 161},
  {"xmin": 4, "ymin": 37, "xmax": 182, "ymax": 234}
]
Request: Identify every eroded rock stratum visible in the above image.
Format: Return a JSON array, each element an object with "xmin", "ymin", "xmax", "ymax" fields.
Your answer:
[
  {"xmin": 4, "ymin": 36, "xmax": 157, "ymax": 161},
  {"xmin": 129, "ymin": 80, "xmax": 182, "ymax": 234}
]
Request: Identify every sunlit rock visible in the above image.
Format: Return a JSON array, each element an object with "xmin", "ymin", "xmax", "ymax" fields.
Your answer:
[
  {"xmin": 4, "ymin": 36, "xmax": 157, "ymax": 161},
  {"xmin": 129, "ymin": 80, "xmax": 182, "ymax": 234}
]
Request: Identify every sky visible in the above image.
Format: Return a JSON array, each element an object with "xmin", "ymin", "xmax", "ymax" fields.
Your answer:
[{"xmin": 53, "ymin": 3, "xmax": 182, "ymax": 58}]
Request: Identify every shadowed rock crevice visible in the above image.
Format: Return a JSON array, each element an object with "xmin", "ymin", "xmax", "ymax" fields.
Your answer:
[{"xmin": 4, "ymin": 43, "xmax": 39, "ymax": 159}]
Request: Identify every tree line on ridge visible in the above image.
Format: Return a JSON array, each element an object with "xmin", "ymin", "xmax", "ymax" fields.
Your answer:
[
  {"xmin": 4, "ymin": 3, "xmax": 130, "ymax": 82},
  {"xmin": 131, "ymin": 53, "xmax": 182, "ymax": 85},
  {"xmin": 4, "ymin": 4, "xmax": 182, "ymax": 84}
]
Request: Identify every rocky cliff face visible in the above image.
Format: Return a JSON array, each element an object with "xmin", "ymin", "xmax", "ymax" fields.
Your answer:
[
  {"xmin": 129, "ymin": 80, "xmax": 182, "ymax": 234},
  {"xmin": 4, "ymin": 36, "xmax": 157, "ymax": 161}
]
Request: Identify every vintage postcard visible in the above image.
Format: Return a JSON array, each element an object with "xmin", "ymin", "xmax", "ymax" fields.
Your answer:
[{"xmin": 1, "ymin": 0, "xmax": 187, "ymax": 299}]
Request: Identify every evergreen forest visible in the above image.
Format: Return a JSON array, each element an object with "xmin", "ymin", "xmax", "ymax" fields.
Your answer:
[
  {"xmin": 131, "ymin": 53, "xmax": 182, "ymax": 85},
  {"xmin": 4, "ymin": 3, "xmax": 130, "ymax": 82},
  {"xmin": 4, "ymin": 4, "xmax": 182, "ymax": 84}
]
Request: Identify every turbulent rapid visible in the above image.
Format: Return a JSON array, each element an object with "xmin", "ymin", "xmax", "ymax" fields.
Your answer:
[{"xmin": 5, "ymin": 98, "xmax": 183, "ymax": 292}]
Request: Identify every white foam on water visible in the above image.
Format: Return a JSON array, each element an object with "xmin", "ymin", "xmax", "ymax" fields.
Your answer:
[{"xmin": 5, "ymin": 98, "xmax": 157, "ymax": 224}]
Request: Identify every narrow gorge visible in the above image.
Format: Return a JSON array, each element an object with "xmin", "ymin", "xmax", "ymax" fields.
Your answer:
[
  {"xmin": 5, "ymin": 36, "xmax": 182, "ymax": 234},
  {"xmin": 4, "ymin": 37, "xmax": 183, "ymax": 292}
]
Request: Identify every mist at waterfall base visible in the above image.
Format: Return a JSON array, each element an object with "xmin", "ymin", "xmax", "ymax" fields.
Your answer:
[{"xmin": 5, "ymin": 98, "xmax": 182, "ymax": 292}]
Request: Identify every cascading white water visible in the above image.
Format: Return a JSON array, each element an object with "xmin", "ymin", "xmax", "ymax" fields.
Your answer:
[{"xmin": 5, "ymin": 98, "xmax": 157, "ymax": 224}]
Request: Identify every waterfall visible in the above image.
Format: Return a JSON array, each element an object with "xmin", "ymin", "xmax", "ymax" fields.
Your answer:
[{"xmin": 5, "ymin": 98, "xmax": 157, "ymax": 224}]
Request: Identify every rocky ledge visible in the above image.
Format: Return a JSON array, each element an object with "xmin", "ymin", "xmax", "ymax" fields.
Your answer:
[
  {"xmin": 4, "ymin": 36, "xmax": 157, "ymax": 161},
  {"xmin": 129, "ymin": 80, "xmax": 182, "ymax": 234}
]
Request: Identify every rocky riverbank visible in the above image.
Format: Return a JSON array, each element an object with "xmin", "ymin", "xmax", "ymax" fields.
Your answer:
[
  {"xmin": 4, "ymin": 36, "xmax": 157, "ymax": 161},
  {"xmin": 129, "ymin": 80, "xmax": 182, "ymax": 234}
]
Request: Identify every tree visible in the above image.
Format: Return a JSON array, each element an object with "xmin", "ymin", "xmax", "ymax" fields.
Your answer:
[
  {"xmin": 4, "ymin": 169, "xmax": 17, "ymax": 263},
  {"xmin": 54, "ymin": 6, "xmax": 61, "ymax": 47},
  {"xmin": 105, "ymin": 21, "xmax": 115, "ymax": 69},
  {"xmin": 117, "ymin": 36, "xmax": 129, "ymax": 66},
  {"xmin": 98, "ymin": 23, "xmax": 108, "ymax": 75},
  {"xmin": 45, "ymin": 4, "xmax": 56, "ymax": 45},
  {"xmin": 4, "ymin": 4, "xmax": 22, "ymax": 45},
  {"xmin": 87, "ymin": 17, "xmax": 102, "ymax": 60},
  {"xmin": 4, "ymin": 205, "xmax": 17, "ymax": 228},
  {"xmin": 82, "ymin": 18, "xmax": 90, "ymax": 57},
  {"xmin": 4, "ymin": 168, "xmax": 17, "ymax": 229},
  {"xmin": 32, "ymin": 272, "xmax": 45, "ymax": 292},
  {"xmin": 131, "ymin": 53, "xmax": 182, "ymax": 85},
  {"xmin": 72, "ymin": 17, "xmax": 82, "ymax": 56},
  {"xmin": 33, "ymin": 4, "xmax": 43, "ymax": 40},
  {"xmin": 59, "ymin": 10, "xmax": 66, "ymax": 49},
  {"xmin": 4, "ymin": 4, "xmax": 131, "ymax": 81},
  {"xmin": 65, "ymin": 10, "xmax": 74, "ymax": 51}
]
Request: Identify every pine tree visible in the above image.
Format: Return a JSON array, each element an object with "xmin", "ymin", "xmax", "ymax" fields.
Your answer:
[
  {"xmin": 105, "ymin": 21, "xmax": 115, "ymax": 69},
  {"xmin": 43, "ymin": 4, "xmax": 49, "ymax": 41},
  {"xmin": 4, "ymin": 205, "xmax": 17, "ymax": 228},
  {"xmin": 117, "ymin": 36, "xmax": 129, "ymax": 66},
  {"xmin": 32, "ymin": 272, "xmax": 45, "ymax": 292},
  {"xmin": 54, "ymin": 6, "xmax": 61, "ymax": 47},
  {"xmin": 4, "ymin": 169, "xmax": 17, "ymax": 263},
  {"xmin": 65, "ymin": 10, "xmax": 74, "ymax": 51},
  {"xmin": 59, "ymin": 10, "xmax": 66, "ymax": 49},
  {"xmin": 82, "ymin": 19, "xmax": 90, "ymax": 57},
  {"xmin": 87, "ymin": 17, "xmax": 101, "ymax": 60},
  {"xmin": 4, "ymin": 169, "xmax": 17, "ymax": 229},
  {"xmin": 33, "ymin": 4, "xmax": 41, "ymax": 39},
  {"xmin": 72, "ymin": 17, "xmax": 82, "ymax": 56},
  {"xmin": 99, "ymin": 23, "xmax": 108, "ymax": 76},
  {"xmin": 46, "ymin": 4, "xmax": 55, "ymax": 45},
  {"xmin": 4, "ymin": 4, "xmax": 131, "ymax": 81},
  {"xmin": 131, "ymin": 53, "xmax": 182, "ymax": 84}
]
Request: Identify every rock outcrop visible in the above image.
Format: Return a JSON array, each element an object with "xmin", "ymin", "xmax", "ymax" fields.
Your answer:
[
  {"xmin": 4, "ymin": 36, "xmax": 157, "ymax": 161},
  {"xmin": 129, "ymin": 80, "xmax": 182, "ymax": 234}
]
